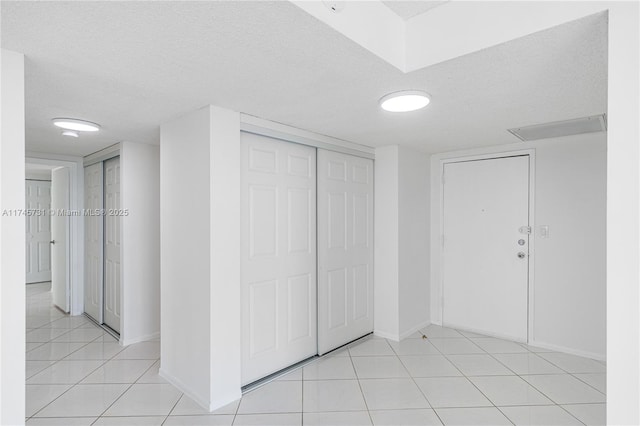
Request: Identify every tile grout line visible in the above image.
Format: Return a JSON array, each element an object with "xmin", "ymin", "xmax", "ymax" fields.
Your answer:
[
  {"xmin": 456, "ymin": 329, "xmax": 590, "ymax": 425},
  {"xmin": 421, "ymin": 329, "xmax": 518, "ymax": 425}
]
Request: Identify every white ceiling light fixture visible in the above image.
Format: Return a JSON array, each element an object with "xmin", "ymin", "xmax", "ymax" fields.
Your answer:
[
  {"xmin": 379, "ymin": 90, "xmax": 431, "ymax": 112},
  {"xmin": 52, "ymin": 118, "xmax": 101, "ymax": 132},
  {"xmin": 61, "ymin": 130, "xmax": 79, "ymax": 138}
]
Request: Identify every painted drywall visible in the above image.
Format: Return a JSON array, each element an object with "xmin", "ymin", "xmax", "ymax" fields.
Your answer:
[
  {"xmin": 120, "ymin": 141, "xmax": 160, "ymax": 345},
  {"xmin": 161, "ymin": 107, "xmax": 213, "ymax": 405},
  {"xmin": 398, "ymin": 147, "xmax": 430, "ymax": 337},
  {"xmin": 430, "ymin": 133, "xmax": 606, "ymax": 360},
  {"xmin": 374, "ymin": 145, "xmax": 431, "ymax": 340},
  {"xmin": 373, "ymin": 146, "xmax": 400, "ymax": 339},
  {"xmin": 606, "ymin": 4, "xmax": 640, "ymax": 422},
  {"xmin": 0, "ymin": 48, "xmax": 26, "ymax": 425},
  {"xmin": 160, "ymin": 105, "xmax": 241, "ymax": 411}
]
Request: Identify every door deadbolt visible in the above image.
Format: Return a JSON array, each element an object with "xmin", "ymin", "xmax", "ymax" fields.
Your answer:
[
  {"xmin": 517, "ymin": 239, "xmax": 526, "ymax": 246},
  {"xmin": 517, "ymin": 252, "xmax": 526, "ymax": 259}
]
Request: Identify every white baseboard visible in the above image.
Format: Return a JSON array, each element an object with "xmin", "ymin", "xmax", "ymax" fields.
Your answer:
[
  {"xmin": 374, "ymin": 329, "xmax": 400, "ymax": 341},
  {"xmin": 159, "ymin": 368, "xmax": 241, "ymax": 412},
  {"xmin": 528, "ymin": 340, "xmax": 606, "ymax": 362},
  {"xmin": 399, "ymin": 320, "xmax": 431, "ymax": 340},
  {"xmin": 120, "ymin": 331, "xmax": 160, "ymax": 347}
]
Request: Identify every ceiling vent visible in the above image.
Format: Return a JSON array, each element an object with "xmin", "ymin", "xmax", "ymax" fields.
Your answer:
[{"xmin": 508, "ymin": 114, "xmax": 607, "ymax": 142}]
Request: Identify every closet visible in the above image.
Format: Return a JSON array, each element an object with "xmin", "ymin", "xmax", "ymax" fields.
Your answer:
[
  {"xmin": 240, "ymin": 132, "xmax": 374, "ymax": 385},
  {"xmin": 84, "ymin": 156, "xmax": 121, "ymax": 333}
]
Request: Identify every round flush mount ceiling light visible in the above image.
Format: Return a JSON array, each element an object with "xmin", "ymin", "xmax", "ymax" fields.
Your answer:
[
  {"xmin": 379, "ymin": 90, "xmax": 431, "ymax": 112},
  {"xmin": 52, "ymin": 118, "xmax": 101, "ymax": 132},
  {"xmin": 61, "ymin": 130, "xmax": 79, "ymax": 138}
]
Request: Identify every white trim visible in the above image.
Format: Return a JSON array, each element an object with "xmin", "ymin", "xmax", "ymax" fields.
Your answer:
[
  {"xmin": 159, "ymin": 367, "xmax": 241, "ymax": 413},
  {"xmin": 373, "ymin": 330, "xmax": 400, "ymax": 341},
  {"xmin": 399, "ymin": 320, "xmax": 431, "ymax": 341},
  {"xmin": 529, "ymin": 339, "xmax": 606, "ymax": 362},
  {"xmin": 240, "ymin": 113, "xmax": 375, "ymax": 159},
  {"xmin": 438, "ymin": 149, "xmax": 536, "ymax": 344},
  {"xmin": 120, "ymin": 331, "xmax": 160, "ymax": 347},
  {"xmin": 25, "ymin": 154, "xmax": 85, "ymax": 316},
  {"xmin": 83, "ymin": 143, "xmax": 121, "ymax": 166},
  {"xmin": 442, "ymin": 321, "xmax": 527, "ymax": 344}
]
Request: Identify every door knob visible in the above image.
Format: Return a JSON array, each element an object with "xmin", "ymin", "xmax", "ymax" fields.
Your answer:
[
  {"xmin": 50, "ymin": 240, "xmax": 55, "ymax": 245},
  {"xmin": 517, "ymin": 252, "xmax": 526, "ymax": 259}
]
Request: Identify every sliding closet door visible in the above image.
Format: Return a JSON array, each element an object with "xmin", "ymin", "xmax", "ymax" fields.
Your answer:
[
  {"xmin": 84, "ymin": 163, "xmax": 103, "ymax": 322},
  {"xmin": 317, "ymin": 150, "xmax": 374, "ymax": 355},
  {"xmin": 103, "ymin": 157, "xmax": 121, "ymax": 333},
  {"xmin": 241, "ymin": 133, "xmax": 317, "ymax": 385}
]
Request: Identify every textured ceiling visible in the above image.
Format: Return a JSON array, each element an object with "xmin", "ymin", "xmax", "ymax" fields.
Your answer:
[
  {"xmin": 382, "ymin": 1, "xmax": 449, "ymax": 20},
  {"xmin": 1, "ymin": 1, "xmax": 607, "ymax": 157}
]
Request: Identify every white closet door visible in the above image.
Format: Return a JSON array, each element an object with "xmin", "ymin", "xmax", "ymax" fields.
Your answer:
[
  {"xmin": 103, "ymin": 157, "xmax": 121, "ymax": 333},
  {"xmin": 84, "ymin": 163, "xmax": 103, "ymax": 322},
  {"xmin": 317, "ymin": 150, "xmax": 374, "ymax": 355},
  {"xmin": 241, "ymin": 132, "xmax": 317, "ymax": 385},
  {"xmin": 25, "ymin": 180, "xmax": 52, "ymax": 284}
]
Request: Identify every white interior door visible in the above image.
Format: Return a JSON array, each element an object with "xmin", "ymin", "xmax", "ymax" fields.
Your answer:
[
  {"xmin": 442, "ymin": 155, "xmax": 530, "ymax": 342},
  {"xmin": 241, "ymin": 133, "xmax": 317, "ymax": 385},
  {"xmin": 103, "ymin": 157, "xmax": 121, "ymax": 333},
  {"xmin": 25, "ymin": 180, "xmax": 52, "ymax": 284},
  {"xmin": 51, "ymin": 167, "xmax": 69, "ymax": 312},
  {"xmin": 84, "ymin": 163, "xmax": 103, "ymax": 323},
  {"xmin": 317, "ymin": 150, "xmax": 374, "ymax": 355}
]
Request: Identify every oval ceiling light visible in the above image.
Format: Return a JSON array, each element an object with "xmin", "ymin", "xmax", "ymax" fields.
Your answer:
[
  {"xmin": 52, "ymin": 118, "xmax": 101, "ymax": 132},
  {"xmin": 379, "ymin": 90, "xmax": 431, "ymax": 112},
  {"xmin": 61, "ymin": 130, "xmax": 79, "ymax": 138}
]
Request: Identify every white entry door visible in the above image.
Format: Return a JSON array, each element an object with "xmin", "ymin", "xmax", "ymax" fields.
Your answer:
[
  {"xmin": 25, "ymin": 180, "xmax": 52, "ymax": 284},
  {"xmin": 442, "ymin": 155, "xmax": 530, "ymax": 342},
  {"xmin": 84, "ymin": 163, "xmax": 103, "ymax": 323},
  {"xmin": 51, "ymin": 167, "xmax": 70, "ymax": 312},
  {"xmin": 317, "ymin": 150, "xmax": 374, "ymax": 355},
  {"xmin": 241, "ymin": 133, "xmax": 317, "ymax": 385},
  {"xmin": 103, "ymin": 157, "xmax": 121, "ymax": 333}
]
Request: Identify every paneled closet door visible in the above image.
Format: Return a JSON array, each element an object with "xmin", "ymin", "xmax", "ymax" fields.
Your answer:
[
  {"xmin": 103, "ymin": 157, "xmax": 121, "ymax": 333},
  {"xmin": 317, "ymin": 150, "xmax": 374, "ymax": 355},
  {"xmin": 241, "ymin": 132, "xmax": 317, "ymax": 385},
  {"xmin": 84, "ymin": 163, "xmax": 103, "ymax": 323}
]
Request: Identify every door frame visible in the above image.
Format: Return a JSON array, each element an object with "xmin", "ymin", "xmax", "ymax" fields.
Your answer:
[
  {"xmin": 438, "ymin": 149, "xmax": 536, "ymax": 343},
  {"xmin": 25, "ymin": 154, "xmax": 84, "ymax": 315}
]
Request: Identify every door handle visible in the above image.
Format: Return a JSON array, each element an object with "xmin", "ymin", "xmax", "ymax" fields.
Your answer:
[
  {"xmin": 50, "ymin": 240, "xmax": 56, "ymax": 245},
  {"xmin": 517, "ymin": 252, "xmax": 526, "ymax": 259}
]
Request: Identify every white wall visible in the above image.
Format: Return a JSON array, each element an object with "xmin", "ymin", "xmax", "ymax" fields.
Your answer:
[
  {"xmin": 398, "ymin": 147, "xmax": 430, "ymax": 337},
  {"xmin": 430, "ymin": 133, "xmax": 606, "ymax": 360},
  {"xmin": 373, "ymin": 146, "xmax": 400, "ymax": 339},
  {"xmin": 374, "ymin": 145, "xmax": 431, "ymax": 340},
  {"xmin": 160, "ymin": 105, "xmax": 241, "ymax": 411},
  {"xmin": 0, "ymin": 48, "xmax": 26, "ymax": 425},
  {"xmin": 120, "ymin": 141, "xmax": 161, "ymax": 345}
]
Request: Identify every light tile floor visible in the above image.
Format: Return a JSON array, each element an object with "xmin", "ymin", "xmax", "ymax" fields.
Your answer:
[{"xmin": 26, "ymin": 283, "xmax": 606, "ymax": 425}]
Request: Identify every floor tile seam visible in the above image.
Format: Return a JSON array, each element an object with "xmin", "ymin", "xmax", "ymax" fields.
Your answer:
[
  {"xmin": 134, "ymin": 359, "xmax": 163, "ymax": 384},
  {"xmin": 394, "ymin": 344, "xmax": 445, "ymax": 425},
  {"xmin": 565, "ymin": 372, "xmax": 607, "ymax": 395},
  {"xmin": 28, "ymin": 358, "xmax": 110, "ymax": 386},
  {"xmin": 423, "ymin": 336, "xmax": 500, "ymax": 410},
  {"xmin": 516, "ymin": 373, "xmax": 598, "ymax": 408},
  {"xmin": 348, "ymin": 349, "xmax": 375, "ymax": 425}
]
